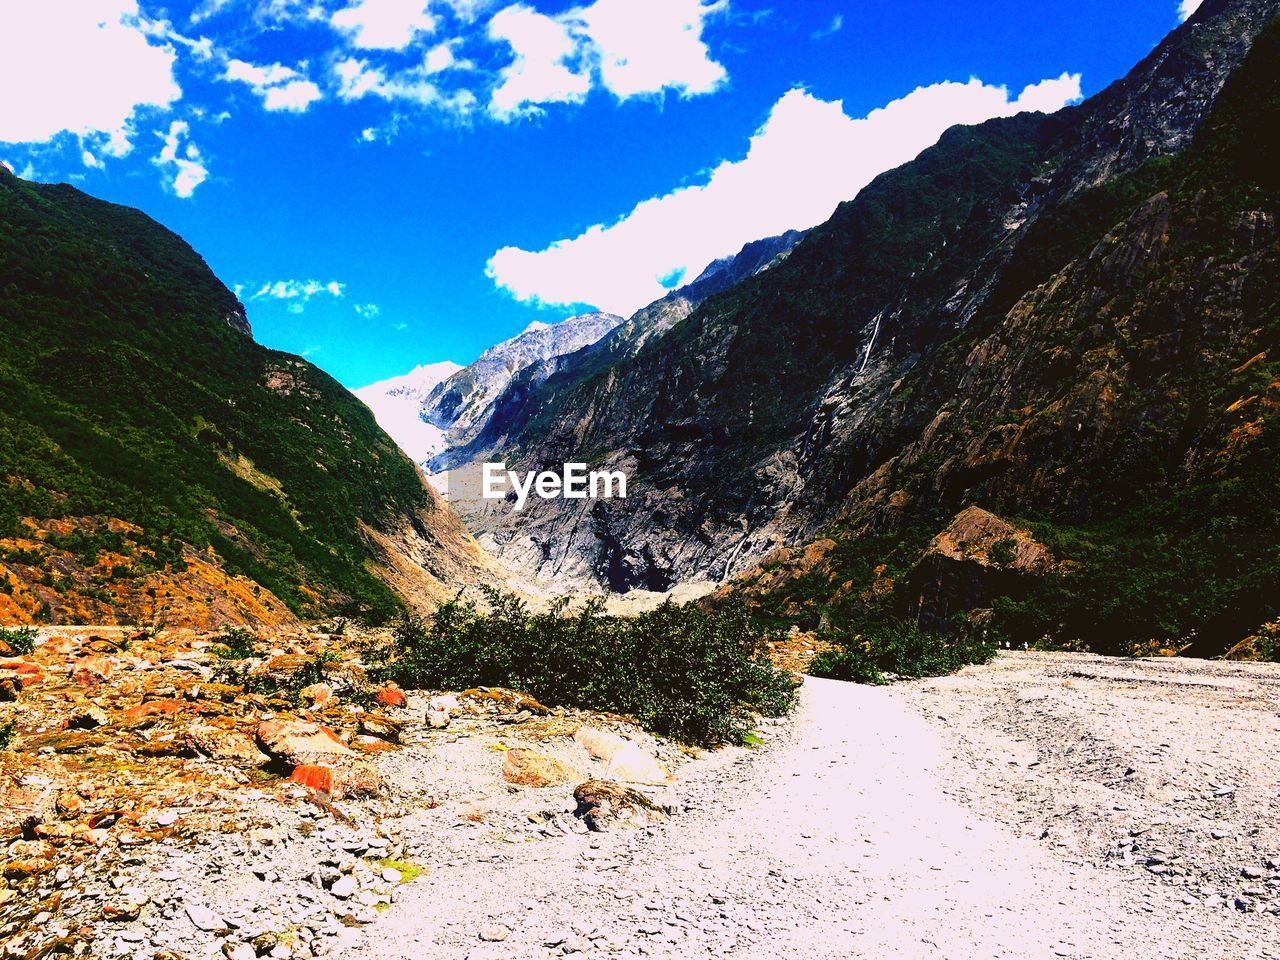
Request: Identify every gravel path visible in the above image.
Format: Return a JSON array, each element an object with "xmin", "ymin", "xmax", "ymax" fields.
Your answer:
[{"xmin": 351, "ymin": 673, "xmax": 1277, "ymax": 959}]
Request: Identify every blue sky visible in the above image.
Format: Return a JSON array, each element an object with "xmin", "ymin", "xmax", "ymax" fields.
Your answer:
[{"xmin": 0, "ymin": 1, "xmax": 1200, "ymax": 388}]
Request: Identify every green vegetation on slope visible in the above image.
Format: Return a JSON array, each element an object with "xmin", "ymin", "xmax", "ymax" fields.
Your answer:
[{"xmin": 0, "ymin": 170, "xmax": 437, "ymax": 623}]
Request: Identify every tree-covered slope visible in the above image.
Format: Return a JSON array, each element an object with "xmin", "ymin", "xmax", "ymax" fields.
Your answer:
[{"xmin": 0, "ymin": 168, "xmax": 490, "ymax": 628}]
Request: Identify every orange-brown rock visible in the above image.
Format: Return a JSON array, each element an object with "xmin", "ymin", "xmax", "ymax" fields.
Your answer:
[
  {"xmin": 255, "ymin": 719, "xmax": 352, "ymax": 765},
  {"xmin": 375, "ymin": 684, "xmax": 406, "ymax": 708},
  {"xmin": 288, "ymin": 762, "xmax": 381, "ymax": 798},
  {"xmin": 186, "ymin": 726, "xmax": 267, "ymax": 765},
  {"xmin": 69, "ymin": 655, "xmax": 115, "ymax": 686},
  {"xmin": 289, "ymin": 764, "xmax": 336, "ymax": 793},
  {"xmin": 122, "ymin": 699, "xmax": 187, "ymax": 720},
  {"xmin": 299, "ymin": 682, "xmax": 334, "ymax": 707},
  {"xmin": 502, "ymin": 748, "xmax": 579, "ymax": 787}
]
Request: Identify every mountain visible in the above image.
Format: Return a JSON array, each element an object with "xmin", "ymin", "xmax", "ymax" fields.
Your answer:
[
  {"xmin": 0, "ymin": 168, "xmax": 494, "ymax": 630},
  {"xmin": 458, "ymin": 0, "xmax": 1280, "ymax": 656},
  {"xmin": 436, "ymin": 228, "xmax": 807, "ymax": 512},
  {"xmin": 355, "ymin": 361, "xmax": 462, "ymax": 463},
  {"xmin": 418, "ymin": 312, "xmax": 623, "ymax": 471}
]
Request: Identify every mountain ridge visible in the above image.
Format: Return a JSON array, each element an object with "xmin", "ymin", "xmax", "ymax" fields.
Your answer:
[
  {"xmin": 451, "ymin": 0, "xmax": 1280, "ymax": 659},
  {"xmin": 0, "ymin": 167, "xmax": 495, "ymax": 628}
]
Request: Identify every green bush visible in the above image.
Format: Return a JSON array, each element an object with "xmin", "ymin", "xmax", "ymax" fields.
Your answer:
[
  {"xmin": 0, "ymin": 625, "xmax": 36, "ymax": 655},
  {"xmin": 374, "ymin": 588, "xmax": 797, "ymax": 746},
  {"xmin": 0, "ymin": 720, "xmax": 14, "ymax": 749},
  {"xmin": 809, "ymin": 618, "xmax": 995, "ymax": 685},
  {"xmin": 213, "ymin": 626, "xmax": 257, "ymax": 660}
]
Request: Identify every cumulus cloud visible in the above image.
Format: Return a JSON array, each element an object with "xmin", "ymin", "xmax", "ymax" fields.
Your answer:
[
  {"xmin": 224, "ymin": 59, "xmax": 323, "ymax": 112},
  {"xmin": 488, "ymin": 5, "xmax": 591, "ymax": 119},
  {"xmin": 575, "ymin": 0, "xmax": 727, "ymax": 100},
  {"xmin": 0, "ymin": 0, "xmax": 181, "ymax": 154},
  {"xmin": 487, "ymin": 0, "xmax": 726, "ymax": 118},
  {"xmin": 253, "ymin": 279, "xmax": 347, "ymax": 314},
  {"xmin": 330, "ymin": 0, "xmax": 437, "ymax": 50},
  {"xmin": 1177, "ymin": 0, "xmax": 1203, "ymax": 21},
  {"xmin": 487, "ymin": 74, "xmax": 1084, "ymax": 314},
  {"xmin": 152, "ymin": 120, "xmax": 209, "ymax": 198},
  {"xmin": 424, "ymin": 41, "xmax": 460, "ymax": 74},
  {"xmin": 354, "ymin": 303, "xmax": 382, "ymax": 318}
]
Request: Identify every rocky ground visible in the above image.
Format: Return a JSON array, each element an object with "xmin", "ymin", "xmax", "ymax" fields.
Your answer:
[
  {"xmin": 3, "ymin": 640, "xmax": 1278, "ymax": 960},
  {"xmin": 0, "ymin": 625, "xmax": 695, "ymax": 960}
]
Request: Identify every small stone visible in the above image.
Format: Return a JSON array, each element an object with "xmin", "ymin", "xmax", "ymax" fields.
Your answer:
[
  {"xmin": 330, "ymin": 876, "xmax": 358, "ymax": 900},
  {"xmin": 186, "ymin": 904, "xmax": 226, "ymax": 932},
  {"xmin": 157, "ymin": 811, "xmax": 179, "ymax": 827},
  {"xmin": 478, "ymin": 924, "xmax": 510, "ymax": 943},
  {"xmin": 222, "ymin": 943, "xmax": 255, "ymax": 960},
  {"xmin": 380, "ymin": 868, "xmax": 402, "ymax": 884}
]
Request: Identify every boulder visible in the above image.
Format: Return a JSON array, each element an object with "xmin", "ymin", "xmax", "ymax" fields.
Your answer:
[
  {"xmin": 356, "ymin": 713, "xmax": 403, "ymax": 743},
  {"xmin": 502, "ymin": 748, "xmax": 578, "ymax": 787},
  {"xmin": 255, "ymin": 719, "xmax": 353, "ymax": 766},
  {"xmin": 69, "ymin": 655, "xmax": 115, "ymax": 686},
  {"xmin": 572, "ymin": 780, "xmax": 667, "ymax": 832},
  {"xmin": 299, "ymin": 682, "xmax": 334, "ymax": 707},
  {"xmin": 573, "ymin": 727, "xmax": 673, "ymax": 785},
  {"xmin": 256, "ymin": 718, "xmax": 380, "ymax": 798},
  {"xmin": 186, "ymin": 726, "xmax": 269, "ymax": 765}
]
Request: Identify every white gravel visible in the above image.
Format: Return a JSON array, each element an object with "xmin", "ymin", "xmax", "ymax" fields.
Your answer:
[{"xmin": 350, "ymin": 664, "xmax": 1280, "ymax": 959}]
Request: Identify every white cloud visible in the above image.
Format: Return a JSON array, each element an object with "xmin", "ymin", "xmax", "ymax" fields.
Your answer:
[
  {"xmin": 424, "ymin": 41, "xmax": 458, "ymax": 74},
  {"xmin": 252, "ymin": 279, "xmax": 347, "ymax": 313},
  {"xmin": 488, "ymin": 4, "xmax": 590, "ymax": 119},
  {"xmin": 0, "ymin": 0, "xmax": 181, "ymax": 154},
  {"xmin": 152, "ymin": 120, "xmax": 209, "ymax": 198},
  {"xmin": 335, "ymin": 56, "xmax": 477, "ymax": 114},
  {"xmin": 486, "ymin": 0, "xmax": 727, "ymax": 118},
  {"xmin": 224, "ymin": 58, "xmax": 323, "ymax": 113},
  {"xmin": 330, "ymin": 0, "xmax": 437, "ymax": 50},
  {"xmin": 265, "ymin": 80, "xmax": 324, "ymax": 112},
  {"xmin": 812, "ymin": 14, "xmax": 843, "ymax": 40},
  {"xmin": 355, "ymin": 303, "xmax": 382, "ymax": 318},
  {"xmin": 442, "ymin": 0, "xmax": 494, "ymax": 21},
  {"xmin": 487, "ymin": 75, "xmax": 1084, "ymax": 314},
  {"xmin": 1177, "ymin": 0, "xmax": 1203, "ymax": 21},
  {"xmin": 574, "ymin": 0, "xmax": 726, "ymax": 100}
]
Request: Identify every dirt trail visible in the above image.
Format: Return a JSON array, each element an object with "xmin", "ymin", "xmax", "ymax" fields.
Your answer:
[{"xmin": 353, "ymin": 668, "xmax": 1279, "ymax": 959}]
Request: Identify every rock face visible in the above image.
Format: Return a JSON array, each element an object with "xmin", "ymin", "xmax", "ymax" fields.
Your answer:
[
  {"xmin": 908, "ymin": 507, "xmax": 1055, "ymax": 630},
  {"xmin": 448, "ymin": 0, "xmax": 1280, "ymax": 655},
  {"xmin": 441, "ymin": 229, "xmax": 808, "ymax": 587},
  {"xmin": 0, "ymin": 167, "xmax": 497, "ymax": 629}
]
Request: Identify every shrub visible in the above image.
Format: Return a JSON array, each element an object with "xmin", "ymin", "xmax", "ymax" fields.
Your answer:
[
  {"xmin": 0, "ymin": 720, "xmax": 14, "ymax": 749},
  {"xmin": 809, "ymin": 617, "xmax": 995, "ymax": 685},
  {"xmin": 213, "ymin": 626, "xmax": 257, "ymax": 660},
  {"xmin": 0, "ymin": 625, "xmax": 36, "ymax": 655},
  {"xmin": 989, "ymin": 538, "xmax": 1017, "ymax": 567},
  {"xmin": 374, "ymin": 588, "xmax": 797, "ymax": 746}
]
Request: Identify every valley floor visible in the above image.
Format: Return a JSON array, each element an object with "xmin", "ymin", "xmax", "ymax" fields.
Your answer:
[{"xmin": 351, "ymin": 654, "xmax": 1280, "ymax": 960}]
